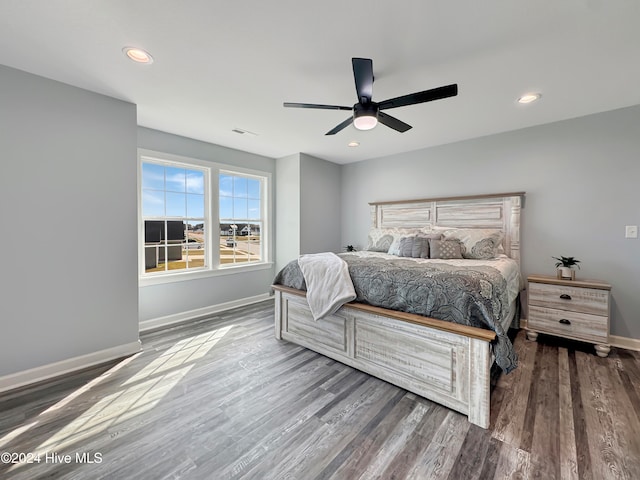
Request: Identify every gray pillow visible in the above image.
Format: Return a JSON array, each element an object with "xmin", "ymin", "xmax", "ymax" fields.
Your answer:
[
  {"xmin": 397, "ymin": 236, "xmax": 430, "ymax": 258},
  {"xmin": 429, "ymin": 239, "xmax": 463, "ymax": 259}
]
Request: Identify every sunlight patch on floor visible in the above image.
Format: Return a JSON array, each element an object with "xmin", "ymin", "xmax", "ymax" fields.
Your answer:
[
  {"xmin": 6, "ymin": 325, "xmax": 233, "ymax": 472},
  {"xmin": 0, "ymin": 353, "xmax": 141, "ymax": 451}
]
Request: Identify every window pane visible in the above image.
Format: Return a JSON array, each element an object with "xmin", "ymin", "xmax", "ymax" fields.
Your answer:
[
  {"xmin": 183, "ymin": 222, "xmax": 205, "ymax": 268},
  {"xmin": 247, "ymin": 199, "xmax": 260, "ymax": 220},
  {"xmin": 218, "ymin": 172, "xmax": 264, "ymax": 267},
  {"xmin": 217, "ymin": 222, "xmax": 262, "ymax": 264},
  {"xmin": 142, "ymin": 189, "xmax": 165, "ymax": 217},
  {"xmin": 141, "ymin": 159, "xmax": 210, "ymax": 277},
  {"xmin": 166, "ymin": 192, "xmax": 186, "ymax": 217},
  {"xmin": 144, "ymin": 220, "xmax": 164, "ymax": 244},
  {"xmin": 186, "ymin": 193, "xmax": 204, "ymax": 218},
  {"xmin": 145, "ymin": 245, "xmax": 164, "ymax": 273},
  {"xmin": 166, "ymin": 221, "xmax": 185, "ymax": 242},
  {"xmin": 219, "ymin": 196, "xmax": 232, "ymax": 220},
  {"xmin": 165, "ymin": 167, "xmax": 186, "ymax": 193},
  {"xmin": 144, "ymin": 221, "xmax": 186, "ymax": 273},
  {"xmin": 186, "ymin": 221, "xmax": 205, "ymax": 245},
  {"xmin": 248, "ymin": 178, "xmax": 260, "ymax": 199},
  {"xmin": 186, "ymin": 170, "xmax": 204, "ymax": 194},
  {"xmin": 219, "ymin": 174, "xmax": 233, "ymax": 196},
  {"xmin": 233, "ymin": 176, "xmax": 248, "ymax": 196},
  {"xmin": 220, "ymin": 225, "xmax": 235, "ymax": 265},
  {"xmin": 233, "ymin": 198, "xmax": 248, "ymax": 218},
  {"xmin": 142, "ymin": 163, "xmax": 165, "ymax": 190}
]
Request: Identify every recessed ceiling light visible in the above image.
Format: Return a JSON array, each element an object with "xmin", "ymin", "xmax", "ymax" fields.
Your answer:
[
  {"xmin": 123, "ymin": 47, "xmax": 154, "ymax": 64},
  {"xmin": 347, "ymin": 141, "xmax": 360, "ymax": 147},
  {"xmin": 518, "ymin": 93, "xmax": 541, "ymax": 104}
]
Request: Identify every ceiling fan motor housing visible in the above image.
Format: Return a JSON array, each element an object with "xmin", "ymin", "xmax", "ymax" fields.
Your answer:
[{"xmin": 353, "ymin": 102, "xmax": 379, "ymax": 130}]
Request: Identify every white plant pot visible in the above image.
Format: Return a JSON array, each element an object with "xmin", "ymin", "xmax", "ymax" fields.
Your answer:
[{"xmin": 558, "ymin": 266, "xmax": 574, "ymax": 280}]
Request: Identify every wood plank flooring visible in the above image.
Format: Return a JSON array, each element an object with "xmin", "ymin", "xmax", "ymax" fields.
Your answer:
[{"xmin": 1, "ymin": 300, "xmax": 639, "ymax": 479}]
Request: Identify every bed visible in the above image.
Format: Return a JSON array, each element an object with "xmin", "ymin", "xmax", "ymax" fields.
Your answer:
[{"xmin": 271, "ymin": 192, "xmax": 524, "ymax": 428}]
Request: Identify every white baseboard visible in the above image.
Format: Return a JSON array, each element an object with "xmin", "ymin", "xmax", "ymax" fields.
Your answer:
[
  {"xmin": 609, "ymin": 335, "xmax": 640, "ymax": 352},
  {"xmin": 520, "ymin": 318, "xmax": 639, "ymax": 352},
  {"xmin": 0, "ymin": 340, "xmax": 142, "ymax": 394},
  {"xmin": 139, "ymin": 293, "xmax": 274, "ymax": 333}
]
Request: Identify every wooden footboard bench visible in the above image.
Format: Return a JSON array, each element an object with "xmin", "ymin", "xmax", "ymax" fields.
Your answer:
[{"xmin": 273, "ymin": 285, "xmax": 496, "ymax": 428}]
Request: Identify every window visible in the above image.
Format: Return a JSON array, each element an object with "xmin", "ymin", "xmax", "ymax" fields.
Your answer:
[
  {"xmin": 139, "ymin": 150, "xmax": 270, "ymax": 282},
  {"xmin": 219, "ymin": 172, "xmax": 263, "ymax": 266},
  {"xmin": 141, "ymin": 161, "xmax": 207, "ymax": 274}
]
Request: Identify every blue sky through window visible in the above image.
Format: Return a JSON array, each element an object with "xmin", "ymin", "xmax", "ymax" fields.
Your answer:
[
  {"xmin": 220, "ymin": 173, "xmax": 261, "ymax": 220},
  {"xmin": 142, "ymin": 163, "xmax": 205, "ymax": 218}
]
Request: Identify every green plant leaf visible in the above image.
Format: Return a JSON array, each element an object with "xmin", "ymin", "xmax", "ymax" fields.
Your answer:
[{"xmin": 552, "ymin": 256, "xmax": 581, "ymax": 269}]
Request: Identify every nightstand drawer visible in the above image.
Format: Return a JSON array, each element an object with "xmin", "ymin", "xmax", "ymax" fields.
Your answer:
[
  {"xmin": 528, "ymin": 282, "xmax": 608, "ymax": 316},
  {"xmin": 528, "ymin": 305, "xmax": 608, "ymax": 343}
]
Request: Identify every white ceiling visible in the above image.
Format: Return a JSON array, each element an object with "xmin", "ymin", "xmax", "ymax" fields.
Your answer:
[{"xmin": 2, "ymin": 1, "xmax": 639, "ymax": 164}]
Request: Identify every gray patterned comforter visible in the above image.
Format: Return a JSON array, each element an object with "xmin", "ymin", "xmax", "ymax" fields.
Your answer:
[{"xmin": 273, "ymin": 252, "xmax": 519, "ymax": 373}]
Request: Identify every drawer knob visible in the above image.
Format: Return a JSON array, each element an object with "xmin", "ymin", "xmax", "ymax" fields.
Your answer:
[
  {"xmin": 559, "ymin": 318, "xmax": 571, "ymax": 325},
  {"xmin": 559, "ymin": 294, "xmax": 572, "ymax": 300}
]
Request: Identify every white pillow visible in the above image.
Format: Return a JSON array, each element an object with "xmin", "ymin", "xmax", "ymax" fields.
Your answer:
[
  {"xmin": 366, "ymin": 228, "xmax": 421, "ymax": 253},
  {"xmin": 441, "ymin": 228, "xmax": 504, "ymax": 259}
]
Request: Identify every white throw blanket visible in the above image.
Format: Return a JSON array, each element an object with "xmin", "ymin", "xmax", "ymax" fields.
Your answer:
[{"xmin": 297, "ymin": 252, "xmax": 356, "ymax": 320}]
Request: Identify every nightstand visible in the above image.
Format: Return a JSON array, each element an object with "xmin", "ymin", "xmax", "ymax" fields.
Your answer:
[{"xmin": 526, "ymin": 274, "xmax": 611, "ymax": 357}]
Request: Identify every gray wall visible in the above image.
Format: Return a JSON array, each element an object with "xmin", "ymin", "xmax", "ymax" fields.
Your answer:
[
  {"xmin": 340, "ymin": 105, "xmax": 640, "ymax": 339},
  {"xmin": 0, "ymin": 65, "xmax": 139, "ymax": 376},
  {"xmin": 275, "ymin": 152, "xmax": 343, "ymax": 271},
  {"xmin": 137, "ymin": 127, "xmax": 277, "ymax": 322},
  {"xmin": 299, "ymin": 153, "xmax": 342, "ymax": 255},
  {"xmin": 275, "ymin": 153, "xmax": 301, "ymax": 272}
]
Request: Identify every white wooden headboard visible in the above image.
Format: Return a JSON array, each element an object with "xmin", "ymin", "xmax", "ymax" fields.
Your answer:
[{"xmin": 369, "ymin": 192, "xmax": 525, "ymax": 265}]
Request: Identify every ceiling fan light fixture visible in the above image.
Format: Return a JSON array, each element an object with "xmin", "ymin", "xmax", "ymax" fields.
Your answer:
[
  {"xmin": 353, "ymin": 115, "xmax": 377, "ymax": 130},
  {"xmin": 353, "ymin": 103, "xmax": 378, "ymax": 131}
]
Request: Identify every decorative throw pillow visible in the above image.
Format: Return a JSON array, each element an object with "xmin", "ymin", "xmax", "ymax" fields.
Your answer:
[
  {"xmin": 399, "ymin": 233, "xmax": 442, "ymax": 258},
  {"xmin": 368, "ymin": 228, "xmax": 420, "ymax": 253},
  {"xmin": 429, "ymin": 239, "xmax": 463, "ymax": 259},
  {"xmin": 388, "ymin": 232, "xmax": 442, "ymax": 256},
  {"xmin": 441, "ymin": 228, "xmax": 504, "ymax": 259},
  {"xmin": 397, "ymin": 236, "xmax": 430, "ymax": 258},
  {"xmin": 368, "ymin": 232, "xmax": 394, "ymax": 252}
]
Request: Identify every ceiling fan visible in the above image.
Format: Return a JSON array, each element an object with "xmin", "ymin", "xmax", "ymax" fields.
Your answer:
[{"xmin": 284, "ymin": 58, "xmax": 458, "ymax": 135}]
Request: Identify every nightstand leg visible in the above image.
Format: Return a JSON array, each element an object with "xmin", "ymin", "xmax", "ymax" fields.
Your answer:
[
  {"xmin": 526, "ymin": 330, "xmax": 538, "ymax": 342},
  {"xmin": 594, "ymin": 344, "xmax": 611, "ymax": 358}
]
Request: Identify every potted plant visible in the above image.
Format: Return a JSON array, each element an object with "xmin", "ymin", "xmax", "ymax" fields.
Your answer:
[{"xmin": 553, "ymin": 256, "xmax": 581, "ymax": 280}]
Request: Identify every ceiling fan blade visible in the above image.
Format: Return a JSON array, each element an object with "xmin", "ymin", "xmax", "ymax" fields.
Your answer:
[
  {"xmin": 283, "ymin": 102, "xmax": 352, "ymax": 111},
  {"xmin": 378, "ymin": 84, "xmax": 458, "ymax": 110},
  {"xmin": 378, "ymin": 112, "xmax": 412, "ymax": 133},
  {"xmin": 352, "ymin": 58, "xmax": 373, "ymax": 103},
  {"xmin": 325, "ymin": 117, "xmax": 353, "ymax": 135}
]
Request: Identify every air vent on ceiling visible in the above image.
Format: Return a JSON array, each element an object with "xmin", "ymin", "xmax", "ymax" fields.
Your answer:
[{"xmin": 232, "ymin": 128, "xmax": 258, "ymax": 136}]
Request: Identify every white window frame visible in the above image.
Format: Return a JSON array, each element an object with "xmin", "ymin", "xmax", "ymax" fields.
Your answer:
[{"xmin": 138, "ymin": 149, "xmax": 272, "ymax": 286}]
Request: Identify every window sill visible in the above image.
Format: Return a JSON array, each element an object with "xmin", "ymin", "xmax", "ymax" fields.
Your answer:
[{"xmin": 139, "ymin": 261, "xmax": 274, "ymax": 287}]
